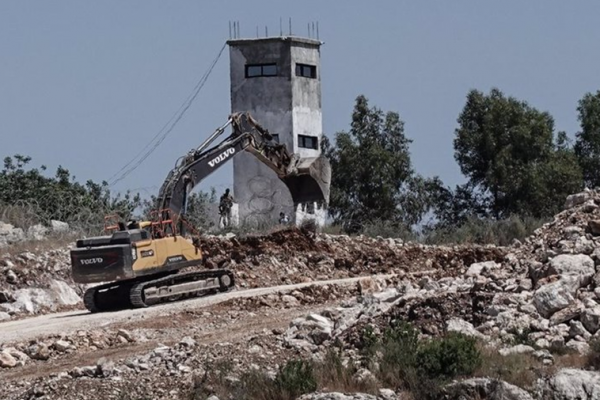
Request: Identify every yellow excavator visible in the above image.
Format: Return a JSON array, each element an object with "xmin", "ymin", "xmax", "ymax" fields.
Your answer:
[{"xmin": 70, "ymin": 112, "xmax": 330, "ymax": 312}]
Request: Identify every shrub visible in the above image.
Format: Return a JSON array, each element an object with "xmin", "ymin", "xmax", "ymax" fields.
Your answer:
[
  {"xmin": 376, "ymin": 321, "xmax": 420, "ymax": 389},
  {"xmin": 417, "ymin": 332, "xmax": 481, "ymax": 380},
  {"xmin": 423, "ymin": 215, "xmax": 546, "ymax": 246},
  {"xmin": 274, "ymin": 359, "xmax": 317, "ymax": 399}
]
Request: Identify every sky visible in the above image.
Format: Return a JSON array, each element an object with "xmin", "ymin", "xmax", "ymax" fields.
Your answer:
[{"xmin": 1, "ymin": 1, "xmax": 599, "ymax": 201}]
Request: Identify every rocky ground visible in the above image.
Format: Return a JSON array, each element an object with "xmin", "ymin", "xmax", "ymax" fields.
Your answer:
[{"xmin": 2, "ymin": 189, "xmax": 600, "ymax": 399}]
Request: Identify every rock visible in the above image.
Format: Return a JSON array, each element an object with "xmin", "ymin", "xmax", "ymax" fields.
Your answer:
[
  {"xmin": 569, "ymin": 320, "xmax": 592, "ymax": 340},
  {"xmin": 117, "ymin": 329, "xmax": 134, "ymax": 342},
  {"xmin": 466, "ymin": 261, "xmax": 497, "ymax": 277},
  {"xmin": 28, "ymin": 343, "xmax": 50, "ymax": 360},
  {"xmin": 549, "ymin": 302, "xmax": 584, "ymax": 326},
  {"xmin": 282, "ymin": 294, "xmax": 300, "ymax": 307},
  {"xmin": 377, "ymin": 389, "xmax": 397, "ymax": 400},
  {"xmin": 0, "ymin": 312, "xmax": 10, "ymax": 321},
  {"xmin": 206, "ymin": 396, "xmax": 220, "ymax": 400},
  {"xmin": 565, "ymin": 190, "xmax": 593, "ymax": 209},
  {"xmin": 353, "ymin": 368, "xmax": 377, "ymax": 384},
  {"xmin": 179, "ymin": 336, "xmax": 196, "ymax": 348},
  {"xmin": 589, "ymin": 220, "xmax": 600, "ymax": 236},
  {"xmin": 0, "ymin": 351, "xmax": 17, "ymax": 368},
  {"xmin": 565, "ymin": 340, "xmax": 590, "ymax": 355},
  {"xmin": 542, "ymin": 368, "xmax": 600, "ymax": 399},
  {"xmin": 296, "ymin": 393, "xmax": 380, "ymax": 400},
  {"xmin": 97, "ymin": 357, "xmax": 115, "ymax": 377},
  {"xmin": 54, "ymin": 340, "xmax": 71, "ymax": 352},
  {"xmin": 581, "ymin": 307, "xmax": 600, "ymax": 334},
  {"xmin": 444, "ymin": 377, "xmax": 534, "ymax": 400},
  {"xmin": 533, "ymin": 277, "xmax": 580, "ymax": 318},
  {"xmin": 548, "ymin": 254, "xmax": 595, "ymax": 277},
  {"xmin": 499, "ymin": 345, "xmax": 535, "ymax": 356},
  {"xmin": 27, "ymin": 224, "xmax": 48, "ymax": 241},
  {"xmin": 0, "ymin": 222, "xmax": 25, "ymax": 247},
  {"xmin": 50, "ymin": 220, "xmax": 69, "ymax": 233},
  {"xmin": 6, "ymin": 270, "xmax": 18, "ymax": 284},
  {"xmin": 446, "ymin": 318, "xmax": 488, "ymax": 340},
  {"xmin": 48, "ymin": 279, "xmax": 80, "ymax": 305},
  {"xmin": 372, "ymin": 289, "xmax": 401, "ymax": 303}
]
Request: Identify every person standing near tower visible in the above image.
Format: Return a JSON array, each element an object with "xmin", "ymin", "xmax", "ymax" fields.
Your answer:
[{"xmin": 219, "ymin": 188, "xmax": 234, "ymax": 228}]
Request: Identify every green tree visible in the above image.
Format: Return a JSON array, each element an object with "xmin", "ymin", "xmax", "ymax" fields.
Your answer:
[
  {"xmin": 575, "ymin": 90, "xmax": 600, "ymax": 189},
  {"xmin": 324, "ymin": 95, "xmax": 435, "ymax": 232},
  {"xmin": 0, "ymin": 154, "xmax": 140, "ymax": 233},
  {"xmin": 452, "ymin": 88, "xmax": 582, "ymax": 220}
]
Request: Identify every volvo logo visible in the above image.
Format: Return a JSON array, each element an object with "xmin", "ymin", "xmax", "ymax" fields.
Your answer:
[
  {"xmin": 208, "ymin": 148, "xmax": 235, "ymax": 167},
  {"xmin": 80, "ymin": 257, "xmax": 103, "ymax": 265}
]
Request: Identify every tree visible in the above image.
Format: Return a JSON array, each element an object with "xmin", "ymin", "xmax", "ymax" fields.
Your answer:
[
  {"xmin": 575, "ymin": 90, "xmax": 600, "ymax": 189},
  {"xmin": 0, "ymin": 154, "xmax": 140, "ymax": 233},
  {"xmin": 324, "ymin": 95, "xmax": 434, "ymax": 231},
  {"xmin": 452, "ymin": 88, "xmax": 582, "ymax": 220}
]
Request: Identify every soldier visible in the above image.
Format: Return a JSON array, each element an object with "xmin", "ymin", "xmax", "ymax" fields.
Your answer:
[
  {"xmin": 219, "ymin": 188, "xmax": 234, "ymax": 228},
  {"xmin": 279, "ymin": 212, "xmax": 290, "ymax": 224}
]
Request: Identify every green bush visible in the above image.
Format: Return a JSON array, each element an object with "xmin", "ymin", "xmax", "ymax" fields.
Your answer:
[
  {"xmin": 417, "ymin": 332, "xmax": 481, "ymax": 380},
  {"xmin": 274, "ymin": 359, "xmax": 317, "ymax": 399}
]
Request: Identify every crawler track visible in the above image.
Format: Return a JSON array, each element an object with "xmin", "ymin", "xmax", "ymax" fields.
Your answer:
[{"xmin": 83, "ymin": 269, "xmax": 235, "ymax": 312}]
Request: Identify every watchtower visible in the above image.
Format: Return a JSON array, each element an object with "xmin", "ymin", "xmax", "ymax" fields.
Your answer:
[{"xmin": 227, "ymin": 36, "xmax": 324, "ymax": 226}]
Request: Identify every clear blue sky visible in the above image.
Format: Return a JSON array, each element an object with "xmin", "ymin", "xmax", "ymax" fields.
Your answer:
[{"xmin": 1, "ymin": 1, "xmax": 599, "ymax": 200}]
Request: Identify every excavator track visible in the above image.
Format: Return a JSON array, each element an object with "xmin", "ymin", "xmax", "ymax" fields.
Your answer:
[{"xmin": 83, "ymin": 269, "xmax": 235, "ymax": 313}]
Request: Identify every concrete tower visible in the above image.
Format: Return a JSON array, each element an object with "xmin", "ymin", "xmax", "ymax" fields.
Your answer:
[{"xmin": 227, "ymin": 36, "xmax": 325, "ymax": 226}]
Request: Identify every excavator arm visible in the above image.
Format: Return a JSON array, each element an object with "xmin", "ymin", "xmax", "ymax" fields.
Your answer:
[{"xmin": 156, "ymin": 112, "xmax": 330, "ymax": 226}]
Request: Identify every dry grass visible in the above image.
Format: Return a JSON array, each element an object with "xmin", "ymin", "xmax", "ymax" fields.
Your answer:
[
  {"xmin": 474, "ymin": 347, "xmax": 540, "ymax": 390},
  {"xmin": 0, "ymin": 235, "xmax": 76, "ymax": 258}
]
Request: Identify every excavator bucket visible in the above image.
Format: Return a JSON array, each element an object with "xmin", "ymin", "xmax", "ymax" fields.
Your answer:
[{"xmin": 281, "ymin": 155, "xmax": 331, "ymax": 206}]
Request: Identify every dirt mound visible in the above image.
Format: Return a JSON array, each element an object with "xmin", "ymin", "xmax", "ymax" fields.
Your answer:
[{"xmin": 200, "ymin": 228, "xmax": 506, "ymax": 289}]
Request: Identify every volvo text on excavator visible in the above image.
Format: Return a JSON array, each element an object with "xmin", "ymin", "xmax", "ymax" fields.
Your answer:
[{"xmin": 70, "ymin": 112, "xmax": 330, "ymax": 312}]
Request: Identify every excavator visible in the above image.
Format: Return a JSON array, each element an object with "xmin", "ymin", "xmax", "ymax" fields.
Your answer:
[{"xmin": 70, "ymin": 112, "xmax": 330, "ymax": 312}]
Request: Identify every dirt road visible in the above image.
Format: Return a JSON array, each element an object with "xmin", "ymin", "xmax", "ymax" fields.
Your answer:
[{"xmin": 0, "ymin": 274, "xmax": 394, "ymax": 344}]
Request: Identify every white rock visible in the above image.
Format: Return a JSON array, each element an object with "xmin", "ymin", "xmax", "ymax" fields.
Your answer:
[
  {"xmin": 50, "ymin": 220, "xmax": 69, "ymax": 233},
  {"xmin": 282, "ymin": 295, "xmax": 300, "ymax": 307},
  {"xmin": 297, "ymin": 393, "xmax": 380, "ymax": 400},
  {"xmin": 179, "ymin": 336, "xmax": 196, "ymax": 348},
  {"xmin": 466, "ymin": 261, "xmax": 498, "ymax": 277},
  {"xmin": 548, "ymin": 254, "xmax": 595, "ymax": 277},
  {"xmin": 447, "ymin": 318, "xmax": 488, "ymax": 340},
  {"xmin": 542, "ymin": 368, "xmax": 600, "ymax": 399},
  {"xmin": 48, "ymin": 280, "xmax": 80, "ymax": 305},
  {"xmin": 533, "ymin": 277, "xmax": 580, "ymax": 318},
  {"xmin": 446, "ymin": 377, "xmax": 534, "ymax": 400},
  {"xmin": 565, "ymin": 340, "xmax": 590, "ymax": 355},
  {"xmin": 581, "ymin": 307, "xmax": 600, "ymax": 334},
  {"xmin": 27, "ymin": 224, "xmax": 48, "ymax": 241},
  {"xmin": 565, "ymin": 191, "xmax": 593, "ymax": 209},
  {"xmin": 378, "ymin": 389, "xmax": 397, "ymax": 400},
  {"xmin": 499, "ymin": 345, "xmax": 535, "ymax": 356},
  {"xmin": 54, "ymin": 340, "xmax": 71, "ymax": 352},
  {"xmin": 0, "ymin": 312, "xmax": 10, "ymax": 321},
  {"xmin": 0, "ymin": 351, "xmax": 17, "ymax": 368}
]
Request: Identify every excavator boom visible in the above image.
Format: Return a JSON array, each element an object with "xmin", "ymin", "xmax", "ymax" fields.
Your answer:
[{"xmin": 156, "ymin": 112, "xmax": 330, "ymax": 223}]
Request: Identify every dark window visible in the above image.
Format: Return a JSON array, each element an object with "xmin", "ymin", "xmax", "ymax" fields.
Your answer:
[
  {"xmin": 245, "ymin": 63, "xmax": 278, "ymax": 78},
  {"xmin": 271, "ymin": 134, "xmax": 280, "ymax": 143},
  {"xmin": 298, "ymin": 134, "xmax": 318, "ymax": 149},
  {"xmin": 295, "ymin": 63, "xmax": 317, "ymax": 79}
]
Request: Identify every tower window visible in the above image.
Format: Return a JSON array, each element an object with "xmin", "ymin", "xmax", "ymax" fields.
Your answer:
[
  {"xmin": 298, "ymin": 134, "xmax": 318, "ymax": 149},
  {"xmin": 295, "ymin": 63, "xmax": 317, "ymax": 79},
  {"xmin": 271, "ymin": 134, "xmax": 280, "ymax": 143},
  {"xmin": 245, "ymin": 63, "xmax": 278, "ymax": 78}
]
